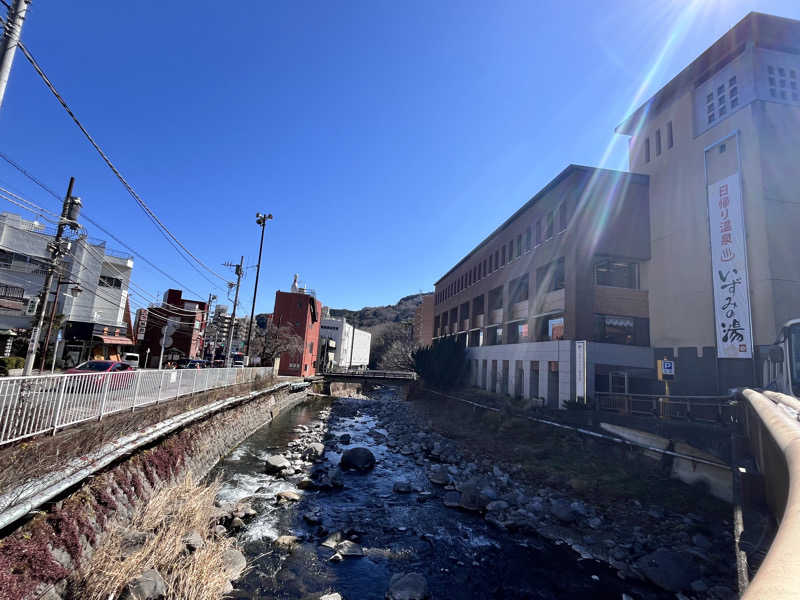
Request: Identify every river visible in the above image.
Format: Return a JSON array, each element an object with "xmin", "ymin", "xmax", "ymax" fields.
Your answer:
[{"xmin": 210, "ymin": 386, "xmax": 672, "ymax": 599}]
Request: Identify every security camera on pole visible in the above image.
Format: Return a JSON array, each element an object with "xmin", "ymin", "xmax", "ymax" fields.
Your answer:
[{"xmin": 158, "ymin": 318, "xmax": 177, "ymax": 370}]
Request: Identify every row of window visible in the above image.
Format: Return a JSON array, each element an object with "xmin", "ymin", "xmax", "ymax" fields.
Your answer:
[
  {"xmin": 767, "ymin": 64, "xmax": 799, "ymax": 102},
  {"xmin": 436, "ymin": 314, "xmax": 650, "ymax": 347},
  {"xmin": 435, "ymin": 205, "xmax": 569, "ymax": 306},
  {"xmin": 643, "ymin": 120, "xmax": 674, "ymax": 163},
  {"xmin": 706, "ymin": 75, "xmax": 739, "ymax": 126}
]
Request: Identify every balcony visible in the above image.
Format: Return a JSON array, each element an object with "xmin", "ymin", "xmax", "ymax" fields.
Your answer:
[
  {"xmin": 510, "ymin": 300, "xmax": 529, "ymax": 320},
  {"xmin": 459, "ymin": 319, "xmax": 469, "ymax": 332},
  {"xmin": 533, "ymin": 288, "xmax": 565, "ymax": 315},
  {"xmin": 471, "ymin": 313, "xmax": 485, "ymax": 329}
]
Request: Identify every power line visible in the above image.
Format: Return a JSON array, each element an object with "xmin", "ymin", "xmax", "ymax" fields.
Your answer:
[
  {"xmin": 0, "ymin": 152, "xmax": 208, "ymax": 297},
  {"xmin": 14, "ymin": 40, "xmax": 232, "ymax": 286}
]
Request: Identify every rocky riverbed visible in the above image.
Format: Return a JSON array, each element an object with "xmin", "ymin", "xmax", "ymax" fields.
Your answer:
[{"xmin": 211, "ymin": 387, "xmax": 736, "ymax": 599}]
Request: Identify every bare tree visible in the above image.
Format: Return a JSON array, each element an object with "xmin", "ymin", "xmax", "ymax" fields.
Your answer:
[
  {"xmin": 250, "ymin": 321, "xmax": 304, "ymax": 366},
  {"xmin": 377, "ymin": 321, "xmax": 416, "ymax": 371}
]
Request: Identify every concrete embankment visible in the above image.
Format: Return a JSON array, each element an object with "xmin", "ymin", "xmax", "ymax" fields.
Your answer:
[{"xmin": 0, "ymin": 379, "xmax": 310, "ymax": 600}]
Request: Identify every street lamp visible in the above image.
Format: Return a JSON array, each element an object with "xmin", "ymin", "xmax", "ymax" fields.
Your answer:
[
  {"xmin": 245, "ymin": 212, "xmax": 273, "ymax": 361},
  {"xmin": 39, "ymin": 279, "xmax": 82, "ymax": 372}
]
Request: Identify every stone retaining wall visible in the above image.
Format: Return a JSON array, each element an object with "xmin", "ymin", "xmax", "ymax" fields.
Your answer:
[{"xmin": 0, "ymin": 383, "xmax": 308, "ymax": 600}]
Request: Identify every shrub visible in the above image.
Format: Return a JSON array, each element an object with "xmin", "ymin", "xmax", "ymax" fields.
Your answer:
[{"xmin": 412, "ymin": 336, "xmax": 468, "ymax": 390}]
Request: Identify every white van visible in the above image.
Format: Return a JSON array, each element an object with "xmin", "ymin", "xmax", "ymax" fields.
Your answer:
[{"xmin": 122, "ymin": 352, "xmax": 140, "ymax": 368}]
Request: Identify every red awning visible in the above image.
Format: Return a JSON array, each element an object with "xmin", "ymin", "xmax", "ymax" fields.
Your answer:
[{"xmin": 93, "ymin": 335, "xmax": 135, "ymax": 346}]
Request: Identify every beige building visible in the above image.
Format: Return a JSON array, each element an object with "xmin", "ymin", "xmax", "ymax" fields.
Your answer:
[
  {"xmin": 616, "ymin": 11, "xmax": 800, "ymax": 393},
  {"xmin": 413, "ymin": 293, "xmax": 434, "ymax": 347}
]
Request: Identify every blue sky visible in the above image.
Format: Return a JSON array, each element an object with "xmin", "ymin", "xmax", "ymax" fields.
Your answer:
[{"xmin": 1, "ymin": 1, "xmax": 799, "ymax": 314}]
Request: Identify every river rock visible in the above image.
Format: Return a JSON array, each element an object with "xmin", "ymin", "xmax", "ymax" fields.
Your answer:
[
  {"xmin": 303, "ymin": 442, "xmax": 325, "ymax": 460},
  {"xmin": 322, "ymin": 532, "xmax": 343, "ymax": 549},
  {"xmin": 339, "ymin": 433, "xmax": 351, "ymax": 445},
  {"xmin": 265, "ymin": 454, "xmax": 291, "ymax": 474},
  {"xmin": 427, "ymin": 465, "xmax": 450, "ymax": 486},
  {"xmin": 443, "ymin": 491, "xmax": 461, "ymax": 508},
  {"xmin": 386, "ymin": 572, "xmax": 429, "ymax": 600},
  {"xmin": 277, "ymin": 490, "xmax": 301, "ymax": 503},
  {"xmin": 634, "ymin": 548, "xmax": 700, "ymax": 592},
  {"xmin": 320, "ymin": 594, "xmax": 343, "ymax": 600},
  {"xmin": 549, "ymin": 499, "xmax": 576, "ymax": 523},
  {"xmin": 181, "ymin": 530, "xmax": 204, "ymax": 553},
  {"xmin": 393, "ymin": 480, "xmax": 412, "ymax": 494},
  {"xmin": 340, "ymin": 447, "xmax": 376, "ymax": 472},
  {"xmin": 336, "ymin": 540, "xmax": 365, "ymax": 557},
  {"xmin": 486, "ymin": 500, "xmax": 509, "ymax": 512},
  {"xmin": 222, "ymin": 548, "xmax": 247, "ymax": 580},
  {"xmin": 119, "ymin": 569, "xmax": 166, "ymax": 600},
  {"xmin": 275, "ymin": 535, "xmax": 300, "ymax": 552},
  {"xmin": 119, "ymin": 530, "xmax": 153, "ymax": 558},
  {"xmin": 457, "ymin": 483, "xmax": 483, "ymax": 512},
  {"xmin": 692, "ymin": 533, "xmax": 712, "ymax": 550}
]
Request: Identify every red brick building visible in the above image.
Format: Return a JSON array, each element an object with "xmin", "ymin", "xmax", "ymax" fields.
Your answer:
[
  {"xmin": 139, "ymin": 289, "xmax": 208, "ymax": 367},
  {"xmin": 273, "ymin": 289, "xmax": 321, "ymax": 377}
]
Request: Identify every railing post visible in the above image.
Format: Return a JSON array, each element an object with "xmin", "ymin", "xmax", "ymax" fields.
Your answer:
[
  {"xmin": 191, "ymin": 369, "xmax": 197, "ymax": 395},
  {"xmin": 177, "ymin": 369, "xmax": 184, "ymax": 399},
  {"xmin": 97, "ymin": 374, "xmax": 111, "ymax": 421},
  {"xmin": 51, "ymin": 376, "xmax": 67, "ymax": 435},
  {"xmin": 157, "ymin": 370, "xmax": 166, "ymax": 404},
  {"xmin": 131, "ymin": 371, "xmax": 142, "ymax": 412}
]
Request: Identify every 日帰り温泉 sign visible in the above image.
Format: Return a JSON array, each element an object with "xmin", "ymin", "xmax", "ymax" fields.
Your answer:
[{"xmin": 707, "ymin": 173, "xmax": 752, "ymax": 359}]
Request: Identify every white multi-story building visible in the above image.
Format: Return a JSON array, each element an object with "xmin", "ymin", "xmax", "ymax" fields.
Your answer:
[
  {"xmin": 0, "ymin": 212, "xmax": 134, "ymax": 364},
  {"xmin": 319, "ymin": 316, "xmax": 371, "ymax": 370}
]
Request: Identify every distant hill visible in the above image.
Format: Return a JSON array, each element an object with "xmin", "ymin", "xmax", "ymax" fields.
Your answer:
[{"xmin": 328, "ymin": 293, "xmax": 429, "ymax": 330}]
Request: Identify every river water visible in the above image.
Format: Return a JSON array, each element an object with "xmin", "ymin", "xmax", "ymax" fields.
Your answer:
[{"xmin": 211, "ymin": 387, "xmax": 671, "ymax": 600}]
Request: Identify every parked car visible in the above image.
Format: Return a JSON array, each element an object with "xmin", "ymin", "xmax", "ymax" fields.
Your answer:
[
  {"xmin": 65, "ymin": 360, "xmax": 135, "ymax": 390},
  {"xmin": 176, "ymin": 359, "xmax": 207, "ymax": 369},
  {"xmin": 121, "ymin": 352, "xmax": 140, "ymax": 368}
]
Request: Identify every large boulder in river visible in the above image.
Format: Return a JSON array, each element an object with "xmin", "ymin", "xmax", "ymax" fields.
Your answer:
[
  {"xmin": 340, "ymin": 447, "xmax": 376, "ymax": 472},
  {"xmin": 303, "ymin": 442, "xmax": 325, "ymax": 461},
  {"xmin": 386, "ymin": 572, "xmax": 430, "ymax": 600},
  {"xmin": 265, "ymin": 454, "xmax": 291, "ymax": 474}
]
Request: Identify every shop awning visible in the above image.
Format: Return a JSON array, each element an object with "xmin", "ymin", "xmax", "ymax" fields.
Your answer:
[{"xmin": 93, "ymin": 335, "xmax": 135, "ymax": 346}]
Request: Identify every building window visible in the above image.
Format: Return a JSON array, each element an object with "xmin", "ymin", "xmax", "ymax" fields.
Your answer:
[
  {"xmin": 516, "ymin": 235, "xmax": 522, "ymax": 258},
  {"xmin": 644, "ymin": 137, "xmax": 650, "ymax": 162},
  {"xmin": 559, "ymin": 202, "xmax": 567, "ymax": 232},
  {"xmin": 655, "ymin": 128, "xmax": 661, "ymax": 156},
  {"xmin": 460, "ymin": 301, "xmax": 470, "ymax": 322},
  {"xmin": 525, "ymin": 227, "xmax": 531, "ymax": 251},
  {"xmin": 507, "ymin": 320, "xmax": 529, "ymax": 344},
  {"xmin": 489, "ymin": 255, "xmax": 493, "ymax": 272},
  {"xmin": 535, "ymin": 220, "xmax": 542, "ymax": 245},
  {"xmin": 472, "ymin": 295, "xmax": 484, "ymax": 315},
  {"xmin": 501, "ymin": 246, "xmax": 506, "ymax": 266},
  {"xmin": 545, "ymin": 211, "xmax": 554, "ymax": 240},
  {"xmin": 508, "ymin": 241, "xmax": 514, "ymax": 261},
  {"xmin": 99, "ymin": 275, "xmax": 122, "ymax": 288},
  {"xmin": 509, "ymin": 273, "xmax": 529, "ymax": 303},
  {"xmin": 495, "ymin": 250, "xmax": 499, "ymax": 269},
  {"xmin": 488, "ymin": 286, "xmax": 503, "ymax": 311},
  {"xmin": 483, "ymin": 259, "xmax": 487, "ymax": 276},
  {"xmin": 536, "ymin": 258, "xmax": 564, "ymax": 292},
  {"xmin": 666, "ymin": 121, "xmax": 673, "ymax": 148},
  {"xmin": 0, "ymin": 250, "xmax": 12, "ymax": 268},
  {"xmin": 592, "ymin": 314, "xmax": 649, "ymax": 346},
  {"xmin": 594, "ymin": 258, "xmax": 638, "ymax": 289}
]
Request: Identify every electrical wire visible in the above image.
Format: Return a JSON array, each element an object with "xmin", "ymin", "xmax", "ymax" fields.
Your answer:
[
  {"xmin": 0, "ymin": 152, "xmax": 208, "ymax": 297},
  {"xmin": 13, "ymin": 40, "xmax": 232, "ymax": 286}
]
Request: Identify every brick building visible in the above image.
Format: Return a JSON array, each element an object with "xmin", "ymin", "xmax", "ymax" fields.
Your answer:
[
  {"xmin": 272, "ymin": 286, "xmax": 322, "ymax": 377},
  {"xmin": 139, "ymin": 289, "xmax": 208, "ymax": 367}
]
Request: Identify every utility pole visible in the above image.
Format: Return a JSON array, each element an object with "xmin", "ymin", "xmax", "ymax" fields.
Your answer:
[
  {"xmin": 202, "ymin": 292, "xmax": 215, "ymax": 359},
  {"xmin": 223, "ymin": 256, "xmax": 243, "ymax": 367},
  {"xmin": 0, "ymin": 0, "xmax": 30, "ymax": 114},
  {"xmin": 245, "ymin": 213, "xmax": 272, "ymax": 359},
  {"xmin": 24, "ymin": 177, "xmax": 81, "ymax": 376}
]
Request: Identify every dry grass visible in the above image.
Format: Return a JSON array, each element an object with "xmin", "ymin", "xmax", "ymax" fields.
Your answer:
[{"xmin": 76, "ymin": 475, "xmax": 241, "ymax": 600}]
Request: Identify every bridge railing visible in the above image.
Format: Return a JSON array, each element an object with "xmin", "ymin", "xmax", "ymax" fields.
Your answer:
[
  {"xmin": 0, "ymin": 366, "xmax": 273, "ymax": 447},
  {"xmin": 321, "ymin": 369, "xmax": 417, "ymax": 380},
  {"xmin": 595, "ymin": 391, "xmax": 735, "ymax": 423},
  {"xmin": 739, "ymin": 388, "xmax": 800, "ymax": 599}
]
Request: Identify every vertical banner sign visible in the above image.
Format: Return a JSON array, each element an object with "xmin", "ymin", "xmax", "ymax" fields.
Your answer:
[
  {"xmin": 136, "ymin": 309, "xmax": 148, "ymax": 340},
  {"xmin": 707, "ymin": 173, "xmax": 753, "ymax": 358},
  {"xmin": 575, "ymin": 340, "xmax": 587, "ymax": 402}
]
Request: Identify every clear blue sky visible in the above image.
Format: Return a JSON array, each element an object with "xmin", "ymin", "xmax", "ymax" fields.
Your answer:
[{"xmin": 1, "ymin": 0, "xmax": 798, "ymax": 315}]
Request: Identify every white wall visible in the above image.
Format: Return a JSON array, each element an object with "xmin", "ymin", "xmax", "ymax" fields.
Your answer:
[{"xmin": 351, "ymin": 328, "xmax": 371, "ymax": 367}]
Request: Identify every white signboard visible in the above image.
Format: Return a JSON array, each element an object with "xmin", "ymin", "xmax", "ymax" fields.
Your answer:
[
  {"xmin": 575, "ymin": 340, "xmax": 587, "ymax": 401},
  {"xmin": 707, "ymin": 173, "xmax": 753, "ymax": 358}
]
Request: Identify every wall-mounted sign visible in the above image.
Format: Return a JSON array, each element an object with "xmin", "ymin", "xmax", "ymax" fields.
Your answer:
[
  {"xmin": 575, "ymin": 340, "xmax": 587, "ymax": 402},
  {"xmin": 707, "ymin": 173, "xmax": 753, "ymax": 358}
]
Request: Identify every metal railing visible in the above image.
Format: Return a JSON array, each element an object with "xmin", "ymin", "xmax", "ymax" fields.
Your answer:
[
  {"xmin": 321, "ymin": 368, "xmax": 417, "ymax": 380},
  {"xmin": 595, "ymin": 391, "xmax": 736, "ymax": 423},
  {"xmin": 0, "ymin": 366, "xmax": 273, "ymax": 446}
]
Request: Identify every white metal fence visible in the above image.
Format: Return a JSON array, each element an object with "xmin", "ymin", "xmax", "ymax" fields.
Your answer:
[{"xmin": 0, "ymin": 366, "xmax": 274, "ymax": 446}]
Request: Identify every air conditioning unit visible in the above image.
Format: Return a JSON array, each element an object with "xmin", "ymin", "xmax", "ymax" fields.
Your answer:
[{"xmin": 25, "ymin": 297, "xmax": 39, "ymax": 316}]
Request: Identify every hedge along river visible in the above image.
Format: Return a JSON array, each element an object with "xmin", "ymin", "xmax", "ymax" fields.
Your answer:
[{"xmin": 210, "ymin": 386, "xmax": 672, "ymax": 600}]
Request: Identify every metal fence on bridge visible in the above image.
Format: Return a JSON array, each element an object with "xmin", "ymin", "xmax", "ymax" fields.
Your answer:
[
  {"xmin": 595, "ymin": 391, "xmax": 736, "ymax": 423},
  {"xmin": 321, "ymin": 369, "xmax": 417, "ymax": 380},
  {"xmin": 0, "ymin": 366, "xmax": 273, "ymax": 446}
]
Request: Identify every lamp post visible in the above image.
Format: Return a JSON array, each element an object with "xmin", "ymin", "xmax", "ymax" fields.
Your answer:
[
  {"xmin": 39, "ymin": 279, "xmax": 82, "ymax": 373},
  {"xmin": 245, "ymin": 212, "xmax": 272, "ymax": 361}
]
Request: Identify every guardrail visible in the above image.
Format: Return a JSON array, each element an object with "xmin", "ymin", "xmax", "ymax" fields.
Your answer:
[
  {"xmin": 0, "ymin": 366, "xmax": 273, "ymax": 446},
  {"xmin": 595, "ymin": 391, "xmax": 735, "ymax": 423},
  {"xmin": 739, "ymin": 388, "xmax": 800, "ymax": 599}
]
